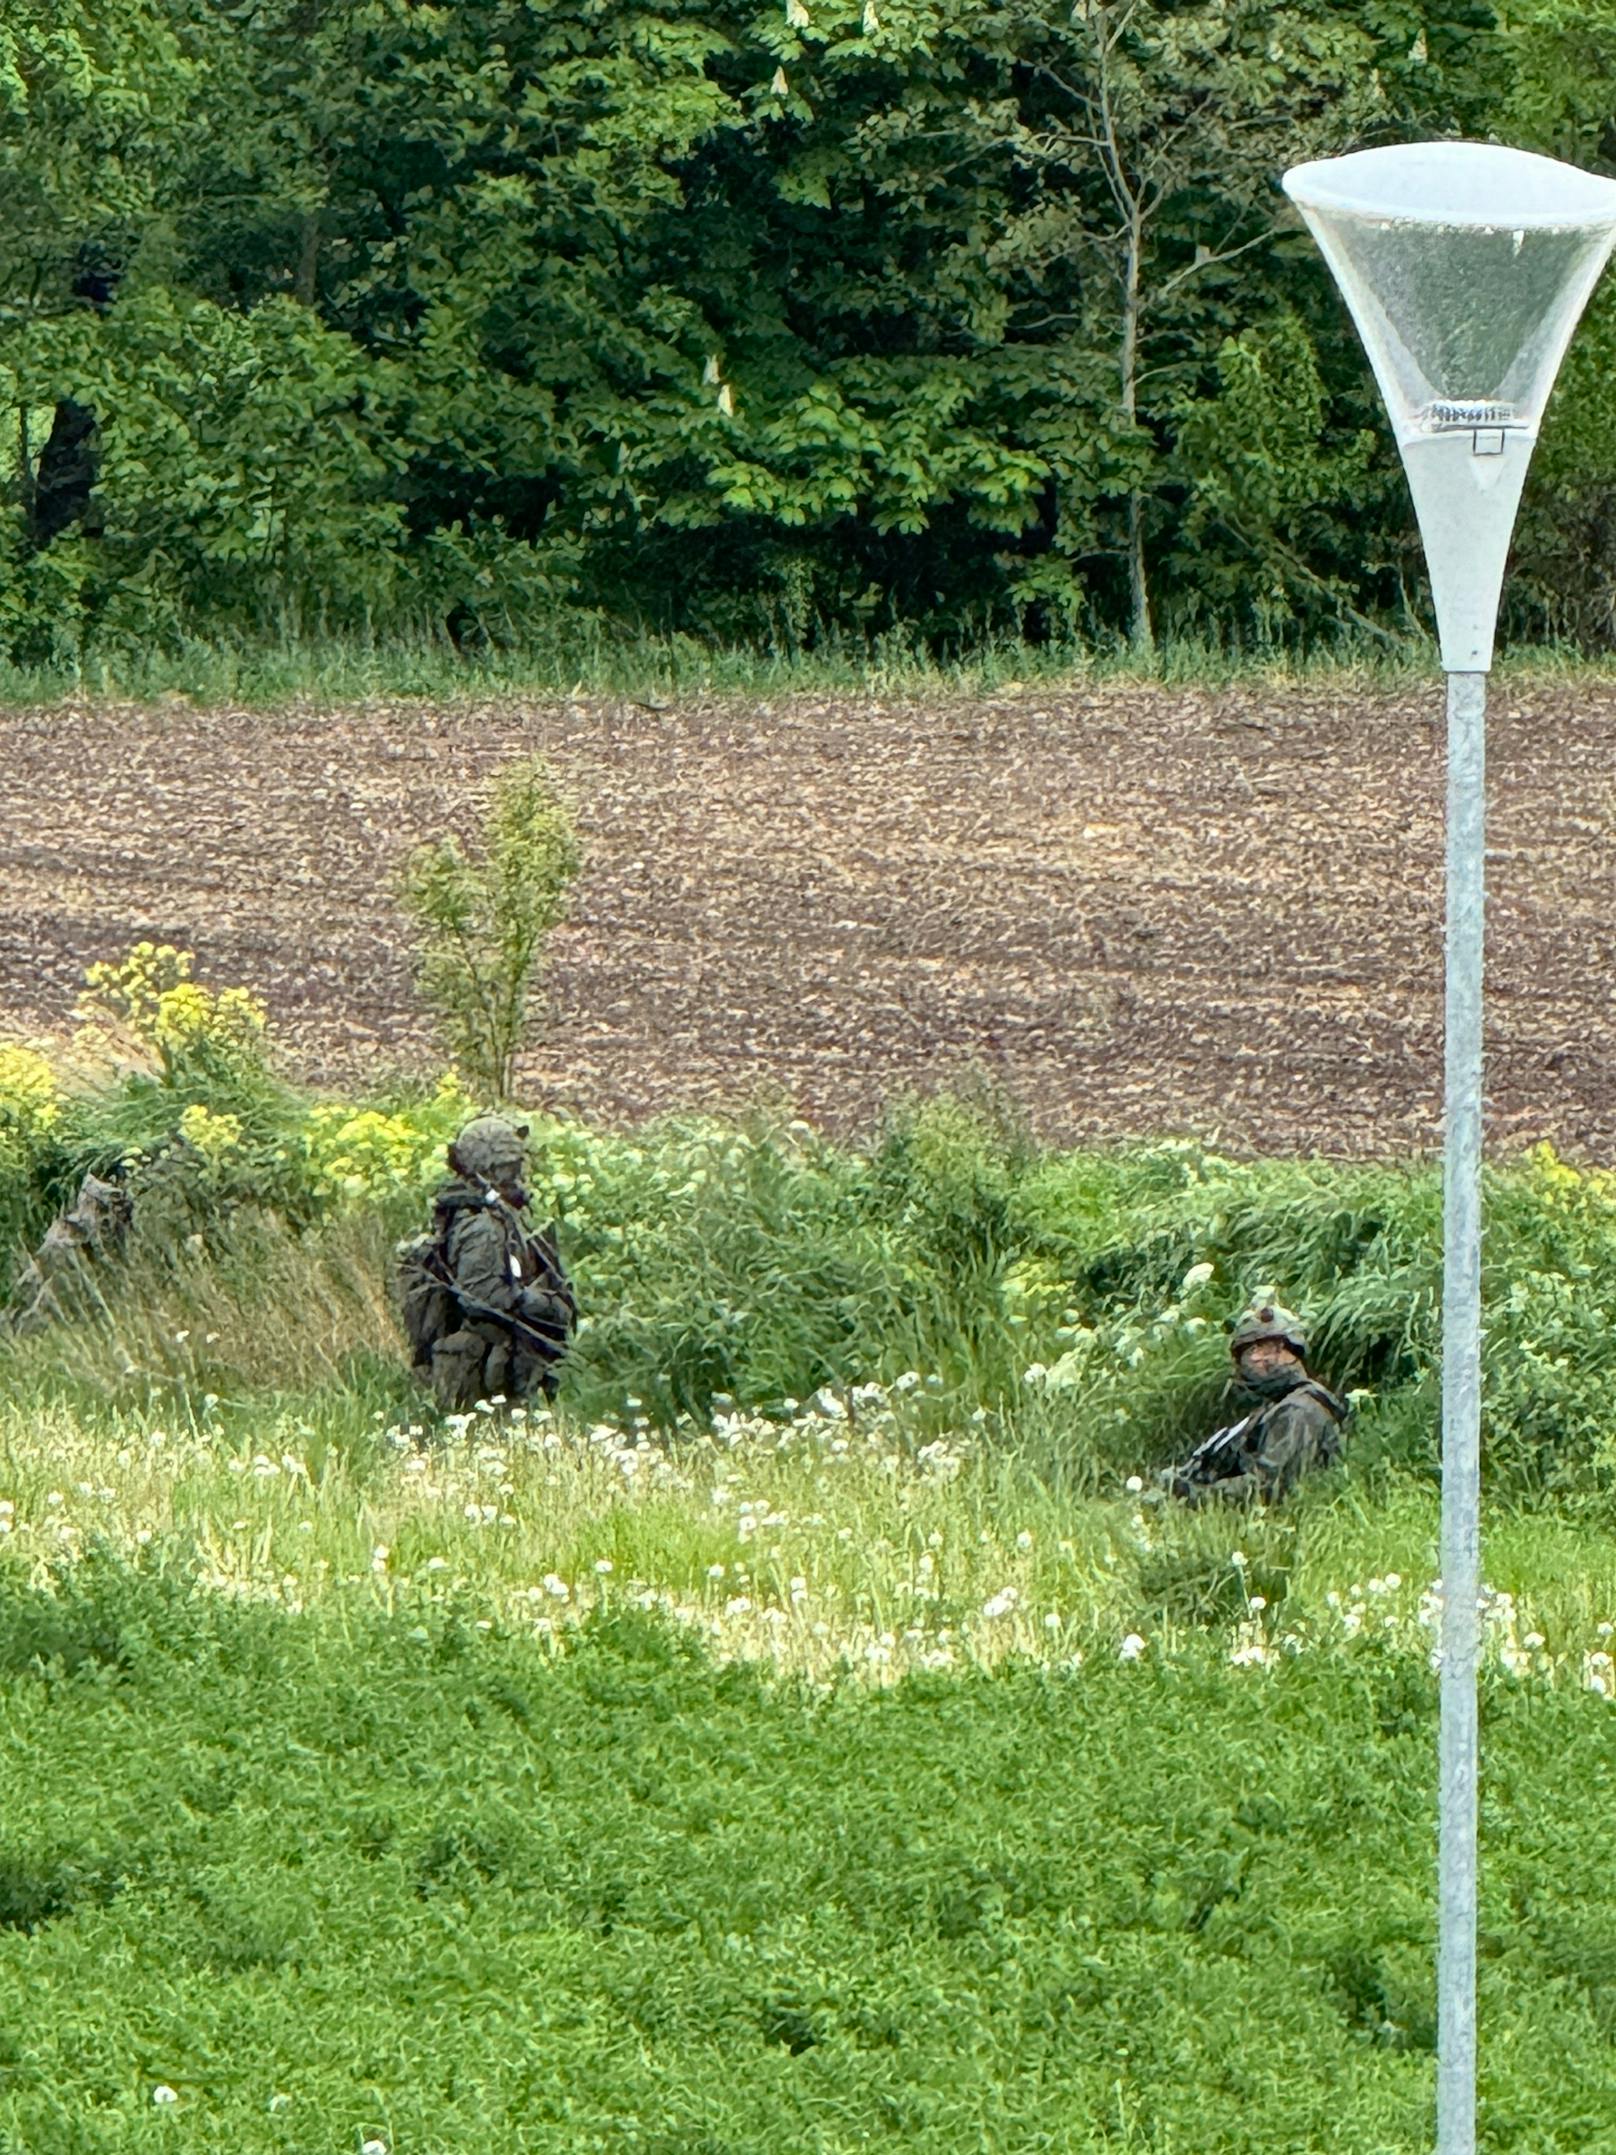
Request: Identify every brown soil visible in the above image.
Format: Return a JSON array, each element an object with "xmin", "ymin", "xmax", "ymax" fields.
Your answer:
[{"xmin": 5, "ymin": 680, "xmax": 1616, "ymax": 1160}]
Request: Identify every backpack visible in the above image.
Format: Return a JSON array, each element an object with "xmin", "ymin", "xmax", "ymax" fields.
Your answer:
[{"xmin": 393, "ymin": 1230, "xmax": 459, "ymax": 1371}]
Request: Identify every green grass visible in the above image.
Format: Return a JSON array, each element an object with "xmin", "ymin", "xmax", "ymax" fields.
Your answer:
[
  {"xmin": 1, "ymin": 1113, "xmax": 1616, "ymax": 2145},
  {"xmin": 3, "ymin": 618, "xmax": 1615, "ymax": 711},
  {"xmin": 0, "ymin": 1552, "xmax": 1613, "ymax": 2154}
]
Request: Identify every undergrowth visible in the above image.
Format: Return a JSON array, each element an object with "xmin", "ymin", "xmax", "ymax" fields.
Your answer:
[
  {"xmin": 1, "ymin": 620, "xmax": 1613, "ymax": 712},
  {"xmin": 1, "ymin": 1018, "xmax": 1614, "ymax": 2147},
  {"xmin": 0, "ymin": 1558, "xmax": 1610, "ymax": 2152}
]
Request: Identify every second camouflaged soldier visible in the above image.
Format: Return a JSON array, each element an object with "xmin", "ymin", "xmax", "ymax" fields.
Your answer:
[
  {"xmin": 396, "ymin": 1115, "xmax": 576, "ymax": 1413},
  {"xmin": 1159, "ymin": 1301, "xmax": 1350, "ymax": 1505}
]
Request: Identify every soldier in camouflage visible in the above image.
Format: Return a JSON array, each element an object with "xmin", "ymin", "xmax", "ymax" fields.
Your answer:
[
  {"xmin": 2, "ymin": 1170, "xmax": 132, "ymax": 1337},
  {"xmin": 400, "ymin": 1115, "xmax": 576, "ymax": 1414},
  {"xmin": 1159, "ymin": 1301, "xmax": 1350, "ymax": 1505}
]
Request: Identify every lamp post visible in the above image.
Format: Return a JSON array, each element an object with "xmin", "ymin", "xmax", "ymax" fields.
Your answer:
[{"xmin": 1281, "ymin": 142, "xmax": 1616, "ymax": 2155}]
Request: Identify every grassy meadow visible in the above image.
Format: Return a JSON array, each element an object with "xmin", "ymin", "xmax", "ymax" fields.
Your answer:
[{"xmin": 3, "ymin": 1038, "xmax": 1616, "ymax": 2147}]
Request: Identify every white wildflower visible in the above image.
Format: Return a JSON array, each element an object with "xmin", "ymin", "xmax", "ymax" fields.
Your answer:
[{"xmin": 1119, "ymin": 1632, "xmax": 1147, "ymax": 1662}]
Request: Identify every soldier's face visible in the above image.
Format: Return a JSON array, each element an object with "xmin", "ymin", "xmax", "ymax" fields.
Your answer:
[
  {"xmin": 491, "ymin": 1157, "xmax": 529, "ymax": 1206},
  {"xmin": 1239, "ymin": 1339, "xmax": 1299, "ymax": 1379}
]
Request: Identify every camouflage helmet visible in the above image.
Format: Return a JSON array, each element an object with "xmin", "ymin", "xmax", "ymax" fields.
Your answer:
[
  {"xmin": 451, "ymin": 1115, "xmax": 530, "ymax": 1182},
  {"xmin": 1229, "ymin": 1301, "xmax": 1307, "ymax": 1360}
]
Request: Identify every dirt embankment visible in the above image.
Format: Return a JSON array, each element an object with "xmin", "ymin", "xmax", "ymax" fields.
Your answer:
[{"xmin": 5, "ymin": 680, "xmax": 1615, "ymax": 1159}]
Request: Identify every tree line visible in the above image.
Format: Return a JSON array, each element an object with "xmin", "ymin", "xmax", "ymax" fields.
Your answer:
[{"xmin": 0, "ymin": 0, "xmax": 1610, "ymax": 665}]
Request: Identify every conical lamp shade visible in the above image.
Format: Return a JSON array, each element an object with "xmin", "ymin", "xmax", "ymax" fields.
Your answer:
[{"xmin": 1284, "ymin": 143, "xmax": 1616, "ymax": 669}]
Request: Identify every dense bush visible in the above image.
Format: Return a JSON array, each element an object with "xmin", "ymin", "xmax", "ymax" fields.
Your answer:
[
  {"xmin": 3, "ymin": 3, "xmax": 1613, "ymax": 663},
  {"xmin": 8, "ymin": 959, "xmax": 1616, "ymax": 1499}
]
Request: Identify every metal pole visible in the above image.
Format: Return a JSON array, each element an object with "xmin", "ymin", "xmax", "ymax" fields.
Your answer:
[{"xmin": 1437, "ymin": 667, "xmax": 1485, "ymax": 2155}]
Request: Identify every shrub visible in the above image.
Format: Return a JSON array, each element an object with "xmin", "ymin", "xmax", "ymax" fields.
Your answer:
[
  {"xmin": 59, "ymin": 944, "xmax": 306, "ymax": 1237},
  {"xmin": 399, "ymin": 756, "xmax": 581, "ymax": 1102},
  {"xmin": 74, "ymin": 942, "xmax": 270, "ymax": 1087}
]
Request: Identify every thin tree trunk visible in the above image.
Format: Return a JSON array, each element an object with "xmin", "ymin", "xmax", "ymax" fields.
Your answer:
[
  {"xmin": 295, "ymin": 210, "xmax": 321, "ymax": 307},
  {"xmin": 15, "ymin": 406, "xmax": 33, "ymax": 530},
  {"xmin": 1120, "ymin": 211, "xmax": 1154, "ymax": 655}
]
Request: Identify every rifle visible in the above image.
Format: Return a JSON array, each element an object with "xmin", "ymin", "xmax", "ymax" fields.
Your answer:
[
  {"xmin": 435, "ymin": 1184, "xmax": 577, "ymax": 1363},
  {"xmin": 1176, "ymin": 1410, "xmax": 1256, "ymax": 1487},
  {"xmin": 450, "ymin": 1287, "xmax": 570, "ymax": 1365}
]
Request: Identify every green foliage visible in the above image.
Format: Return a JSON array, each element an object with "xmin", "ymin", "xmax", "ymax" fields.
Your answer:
[
  {"xmin": 4, "ymin": 3, "xmax": 1615, "ymax": 660},
  {"xmin": 531, "ymin": 1112, "xmax": 894, "ymax": 1427},
  {"xmin": 0, "ymin": 1561, "xmax": 1614, "ymax": 2149},
  {"xmin": 60, "ymin": 941, "xmax": 307, "ymax": 1233},
  {"xmin": 1171, "ymin": 309, "xmax": 1394, "ymax": 646},
  {"xmin": 13, "ymin": 932, "xmax": 1616, "ymax": 1502},
  {"xmin": 399, "ymin": 756, "xmax": 582, "ymax": 1101}
]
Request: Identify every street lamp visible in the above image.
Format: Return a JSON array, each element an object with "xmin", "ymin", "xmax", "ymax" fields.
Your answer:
[{"xmin": 1281, "ymin": 142, "xmax": 1616, "ymax": 2155}]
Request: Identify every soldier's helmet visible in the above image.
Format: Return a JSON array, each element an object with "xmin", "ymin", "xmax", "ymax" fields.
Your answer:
[
  {"xmin": 1229, "ymin": 1301, "xmax": 1308, "ymax": 1360},
  {"xmin": 452, "ymin": 1115, "xmax": 530, "ymax": 1183}
]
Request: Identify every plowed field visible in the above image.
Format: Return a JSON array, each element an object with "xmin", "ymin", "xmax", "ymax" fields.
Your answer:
[{"xmin": 6, "ymin": 679, "xmax": 1616, "ymax": 1159}]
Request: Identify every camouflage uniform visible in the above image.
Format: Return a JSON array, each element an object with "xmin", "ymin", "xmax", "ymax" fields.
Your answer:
[
  {"xmin": 3, "ymin": 1171, "xmax": 132, "ymax": 1337},
  {"xmin": 412, "ymin": 1116, "xmax": 575, "ymax": 1414},
  {"xmin": 1164, "ymin": 1302, "xmax": 1349, "ymax": 1506}
]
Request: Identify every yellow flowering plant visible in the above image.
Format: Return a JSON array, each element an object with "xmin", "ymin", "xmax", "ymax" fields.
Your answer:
[
  {"xmin": 76, "ymin": 943, "xmax": 269, "ymax": 1086},
  {"xmin": 58, "ymin": 945, "xmax": 305, "ymax": 1231},
  {"xmin": 298, "ymin": 1075, "xmax": 476, "ymax": 1211},
  {"xmin": 0, "ymin": 1043, "xmax": 67, "ymax": 1277},
  {"xmin": 0, "ymin": 1044, "xmax": 60, "ymax": 1143},
  {"xmin": 177, "ymin": 1103, "xmax": 245, "ymax": 1163}
]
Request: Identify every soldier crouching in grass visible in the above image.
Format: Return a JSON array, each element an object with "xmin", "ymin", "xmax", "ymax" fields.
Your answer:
[
  {"xmin": 395, "ymin": 1115, "xmax": 576, "ymax": 1415},
  {"xmin": 1155, "ymin": 1301, "xmax": 1351, "ymax": 1506}
]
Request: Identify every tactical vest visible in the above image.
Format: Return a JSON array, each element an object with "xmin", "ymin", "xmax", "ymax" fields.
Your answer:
[{"xmin": 393, "ymin": 1190, "xmax": 575, "ymax": 1372}]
